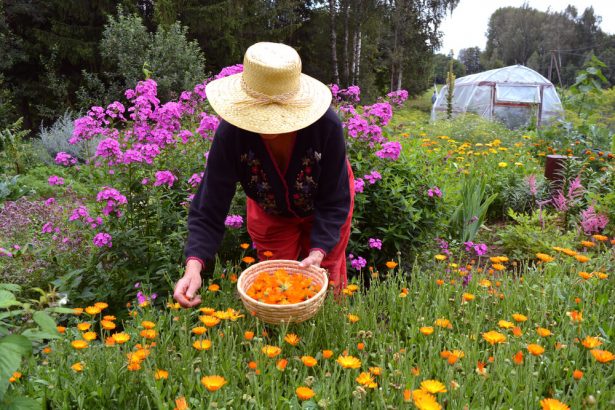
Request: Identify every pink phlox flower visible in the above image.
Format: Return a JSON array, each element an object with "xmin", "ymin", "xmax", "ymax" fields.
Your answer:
[
  {"xmin": 93, "ymin": 232, "xmax": 112, "ymax": 248},
  {"xmin": 48, "ymin": 175, "xmax": 65, "ymax": 186},
  {"xmin": 375, "ymin": 141, "xmax": 402, "ymax": 161},
  {"xmin": 153, "ymin": 170, "xmax": 177, "ymax": 187}
]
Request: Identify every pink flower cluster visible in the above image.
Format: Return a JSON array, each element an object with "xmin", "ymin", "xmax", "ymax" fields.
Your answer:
[
  {"xmin": 348, "ymin": 253, "xmax": 367, "ymax": 270},
  {"xmin": 93, "ymin": 232, "xmax": 112, "ymax": 248},
  {"xmin": 224, "ymin": 214, "xmax": 244, "ymax": 229},
  {"xmin": 153, "ymin": 170, "xmax": 177, "ymax": 187},
  {"xmin": 375, "ymin": 141, "xmax": 402, "ymax": 161},
  {"xmin": 331, "ymin": 84, "xmax": 361, "ymax": 103},
  {"xmin": 96, "ymin": 187, "xmax": 127, "ymax": 217},
  {"xmin": 386, "ymin": 89, "xmax": 409, "ymax": 107},
  {"xmin": 363, "ymin": 102, "xmax": 393, "ymax": 126},
  {"xmin": 368, "ymin": 238, "xmax": 382, "ymax": 250},
  {"xmin": 354, "ymin": 178, "xmax": 365, "ymax": 193},
  {"xmin": 48, "ymin": 175, "xmax": 65, "ymax": 186},
  {"xmin": 427, "ymin": 186, "xmax": 442, "ymax": 198},
  {"xmin": 215, "ymin": 64, "xmax": 244, "ymax": 79},
  {"xmin": 363, "ymin": 170, "xmax": 382, "ymax": 185},
  {"xmin": 55, "ymin": 152, "xmax": 77, "ymax": 166},
  {"xmin": 580, "ymin": 206, "xmax": 609, "ymax": 234}
]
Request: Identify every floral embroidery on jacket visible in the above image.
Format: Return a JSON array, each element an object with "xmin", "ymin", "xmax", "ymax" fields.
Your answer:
[
  {"xmin": 292, "ymin": 149, "xmax": 320, "ymax": 212},
  {"xmin": 240, "ymin": 150, "xmax": 280, "ymax": 214}
]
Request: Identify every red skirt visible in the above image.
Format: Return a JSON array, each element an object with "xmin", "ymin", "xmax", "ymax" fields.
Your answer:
[{"xmin": 246, "ymin": 161, "xmax": 355, "ymax": 290}]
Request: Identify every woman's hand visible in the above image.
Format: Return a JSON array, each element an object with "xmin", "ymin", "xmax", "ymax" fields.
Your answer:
[
  {"xmin": 173, "ymin": 260, "xmax": 203, "ymax": 308},
  {"xmin": 299, "ymin": 250, "xmax": 325, "ymax": 269}
]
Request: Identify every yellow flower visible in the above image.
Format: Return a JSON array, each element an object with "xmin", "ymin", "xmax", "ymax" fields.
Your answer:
[
  {"xmin": 301, "ymin": 356, "xmax": 317, "ymax": 367},
  {"xmin": 140, "ymin": 329, "xmax": 157, "ymax": 339},
  {"xmin": 574, "ymin": 254, "xmax": 590, "ymax": 263},
  {"xmin": 199, "ymin": 307, "xmax": 216, "ymax": 315},
  {"xmin": 592, "ymin": 234, "xmax": 608, "ymax": 241},
  {"xmin": 462, "ymin": 293, "xmax": 475, "ymax": 302},
  {"xmin": 154, "ymin": 369, "xmax": 169, "ymax": 380},
  {"xmin": 103, "ymin": 315, "xmax": 116, "ymax": 321},
  {"xmin": 284, "ymin": 333, "xmax": 301, "ymax": 346},
  {"xmin": 100, "ymin": 320, "xmax": 116, "ymax": 330},
  {"xmin": 479, "ymin": 279, "xmax": 492, "ymax": 288},
  {"xmin": 540, "ymin": 398, "xmax": 570, "ymax": 410},
  {"xmin": 482, "ymin": 331, "xmax": 507, "ymax": 345},
  {"xmin": 590, "ymin": 349, "xmax": 615, "ymax": 363},
  {"xmin": 262, "ymin": 345, "xmax": 282, "ymax": 358},
  {"xmin": 94, "ymin": 302, "xmax": 108, "ymax": 310},
  {"xmin": 76, "ymin": 323, "xmax": 91, "ymax": 331},
  {"xmin": 581, "ymin": 336, "xmax": 602, "ymax": 349},
  {"xmin": 111, "ymin": 332, "xmax": 131, "ymax": 344},
  {"xmin": 347, "ymin": 314, "xmax": 360, "ymax": 323},
  {"xmin": 71, "ymin": 362, "xmax": 84, "ymax": 372},
  {"xmin": 192, "ymin": 327, "xmax": 207, "ymax": 335},
  {"xmin": 578, "ymin": 271, "xmax": 592, "ymax": 280},
  {"xmin": 412, "ymin": 389, "xmax": 442, "ymax": 410},
  {"xmin": 141, "ymin": 321, "xmax": 156, "ymax": 329},
  {"xmin": 536, "ymin": 328, "xmax": 552, "ymax": 337},
  {"xmin": 527, "ymin": 344, "xmax": 545, "ymax": 356},
  {"xmin": 71, "ymin": 340, "xmax": 89, "ymax": 350},
  {"xmin": 420, "ymin": 326, "xmax": 434, "ymax": 335},
  {"xmin": 296, "ymin": 386, "xmax": 315, "ymax": 401},
  {"xmin": 355, "ymin": 372, "xmax": 377, "ymax": 387},
  {"xmin": 498, "ymin": 162, "xmax": 508, "ymax": 168},
  {"xmin": 192, "ymin": 340, "xmax": 212, "ymax": 351},
  {"xmin": 492, "ymin": 263, "xmax": 506, "ymax": 271},
  {"xmin": 128, "ymin": 361, "xmax": 141, "ymax": 372},
  {"xmin": 434, "ymin": 254, "xmax": 447, "ymax": 261},
  {"xmin": 512, "ymin": 313, "xmax": 527, "ymax": 322},
  {"xmin": 85, "ymin": 306, "xmax": 101, "ymax": 315},
  {"xmin": 82, "ymin": 332, "xmax": 97, "ymax": 341},
  {"xmin": 498, "ymin": 320, "xmax": 514, "ymax": 329},
  {"xmin": 434, "ymin": 318, "xmax": 452, "ymax": 329},
  {"xmin": 536, "ymin": 253, "xmax": 554, "ymax": 263},
  {"xmin": 199, "ymin": 315, "xmax": 221, "ymax": 327},
  {"xmin": 580, "ymin": 240, "xmax": 595, "ymax": 248},
  {"xmin": 336, "ymin": 355, "xmax": 361, "ymax": 369},
  {"xmin": 420, "ymin": 379, "xmax": 447, "ymax": 394},
  {"xmin": 201, "ymin": 375, "xmax": 226, "ymax": 392},
  {"xmin": 369, "ymin": 366, "xmax": 381, "ymax": 376}
]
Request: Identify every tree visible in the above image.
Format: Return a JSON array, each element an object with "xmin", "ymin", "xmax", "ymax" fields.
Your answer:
[{"xmin": 458, "ymin": 47, "xmax": 482, "ymax": 74}]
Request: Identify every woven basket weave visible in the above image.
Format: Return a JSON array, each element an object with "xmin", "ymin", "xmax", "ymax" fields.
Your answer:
[{"xmin": 237, "ymin": 259, "xmax": 328, "ymax": 324}]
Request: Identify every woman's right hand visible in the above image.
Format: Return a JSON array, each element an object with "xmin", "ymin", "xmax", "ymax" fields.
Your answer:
[{"xmin": 173, "ymin": 260, "xmax": 203, "ymax": 307}]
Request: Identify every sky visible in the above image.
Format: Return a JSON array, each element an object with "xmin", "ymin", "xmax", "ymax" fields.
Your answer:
[{"xmin": 438, "ymin": 0, "xmax": 615, "ymax": 56}]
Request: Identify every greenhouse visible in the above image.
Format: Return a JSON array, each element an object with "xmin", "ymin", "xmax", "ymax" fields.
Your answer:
[{"xmin": 431, "ymin": 65, "xmax": 564, "ymax": 129}]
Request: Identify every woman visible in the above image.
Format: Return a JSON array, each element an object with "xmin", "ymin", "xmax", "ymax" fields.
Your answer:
[{"xmin": 174, "ymin": 42, "xmax": 354, "ymax": 308}]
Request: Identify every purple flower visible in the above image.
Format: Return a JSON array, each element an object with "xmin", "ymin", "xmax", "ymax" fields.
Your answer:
[
  {"xmin": 93, "ymin": 232, "xmax": 112, "ymax": 248},
  {"xmin": 461, "ymin": 272, "xmax": 473, "ymax": 287},
  {"xmin": 350, "ymin": 255, "xmax": 367, "ymax": 270},
  {"xmin": 368, "ymin": 238, "xmax": 382, "ymax": 250},
  {"xmin": 95, "ymin": 138, "xmax": 122, "ymax": 159},
  {"xmin": 225, "ymin": 214, "xmax": 244, "ymax": 229},
  {"xmin": 188, "ymin": 172, "xmax": 203, "ymax": 188},
  {"xmin": 386, "ymin": 89, "xmax": 409, "ymax": 107},
  {"xmin": 354, "ymin": 178, "xmax": 365, "ymax": 193},
  {"xmin": 44, "ymin": 197, "xmax": 56, "ymax": 206},
  {"xmin": 96, "ymin": 187, "xmax": 127, "ymax": 217},
  {"xmin": 55, "ymin": 152, "xmax": 77, "ymax": 166},
  {"xmin": 134, "ymin": 282, "xmax": 141, "ymax": 289},
  {"xmin": 215, "ymin": 64, "xmax": 244, "ymax": 79},
  {"xmin": 41, "ymin": 222, "xmax": 54, "ymax": 234},
  {"xmin": 0, "ymin": 248, "xmax": 13, "ymax": 258},
  {"xmin": 427, "ymin": 186, "xmax": 442, "ymax": 198},
  {"xmin": 136, "ymin": 291, "xmax": 147, "ymax": 305},
  {"xmin": 363, "ymin": 102, "xmax": 393, "ymax": 126},
  {"xmin": 122, "ymin": 149, "xmax": 144, "ymax": 164},
  {"xmin": 580, "ymin": 206, "xmax": 609, "ymax": 234},
  {"xmin": 526, "ymin": 174, "xmax": 538, "ymax": 196},
  {"xmin": 375, "ymin": 141, "xmax": 401, "ymax": 161},
  {"xmin": 69, "ymin": 206, "xmax": 90, "ymax": 222},
  {"xmin": 48, "ymin": 175, "xmax": 65, "ymax": 186},
  {"xmin": 153, "ymin": 170, "xmax": 177, "ymax": 187},
  {"xmin": 197, "ymin": 113, "xmax": 220, "ymax": 140},
  {"xmin": 364, "ymin": 170, "xmax": 382, "ymax": 185}
]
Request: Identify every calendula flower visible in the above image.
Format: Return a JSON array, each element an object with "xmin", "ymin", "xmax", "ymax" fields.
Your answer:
[
  {"xmin": 240, "ymin": 243, "xmax": 250, "ymax": 249},
  {"xmin": 566, "ymin": 310, "xmax": 583, "ymax": 323},
  {"xmin": 284, "ymin": 333, "xmax": 300, "ymax": 346},
  {"xmin": 347, "ymin": 314, "xmax": 360, "ymax": 323},
  {"xmin": 540, "ymin": 398, "xmax": 569, "ymax": 410},
  {"xmin": 356, "ymin": 371, "xmax": 375, "ymax": 386},
  {"xmin": 141, "ymin": 321, "xmax": 156, "ymax": 329},
  {"xmin": 140, "ymin": 329, "xmax": 157, "ymax": 339},
  {"xmin": 513, "ymin": 351, "xmax": 523, "ymax": 365},
  {"xmin": 476, "ymin": 361, "xmax": 488, "ymax": 377},
  {"xmin": 192, "ymin": 327, "xmax": 207, "ymax": 335},
  {"xmin": 580, "ymin": 240, "xmax": 594, "ymax": 248},
  {"xmin": 420, "ymin": 379, "xmax": 447, "ymax": 394},
  {"xmin": 200, "ymin": 307, "xmax": 216, "ymax": 315},
  {"xmin": 263, "ymin": 250, "xmax": 273, "ymax": 258},
  {"xmin": 208, "ymin": 284, "xmax": 220, "ymax": 292},
  {"xmin": 155, "ymin": 369, "xmax": 169, "ymax": 380},
  {"xmin": 386, "ymin": 261, "xmax": 398, "ymax": 269},
  {"xmin": 434, "ymin": 254, "xmax": 447, "ymax": 261},
  {"xmin": 574, "ymin": 254, "xmax": 590, "ymax": 263},
  {"xmin": 127, "ymin": 362, "xmax": 141, "ymax": 371},
  {"xmin": 536, "ymin": 253, "xmax": 554, "ymax": 263},
  {"xmin": 498, "ymin": 320, "xmax": 514, "ymax": 329},
  {"xmin": 590, "ymin": 349, "xmax": 614, "ymax": 363},
  {"xmin": 492, "ymin": 263, "xmax": 505, "ymax": 271},
  {"xmin": 71, "ymin": 362, "xmax": 84, "ymax": 372},
  {"xmin": 512, "ymin": 327, "xmax": 523, "ymax": 337},
  {"xmin": 498, "ymin": 162, "xmax": 508, "ymax": 168},
  {"xmin": 85, "ymin": 306, "xmax": 101, "ymax": 315},
  {"xmin": 592, "ymin": 234, "xmax": 608, "ymax": 241},
  {"xmin": 322, "ymin": 350, "xmax": 334, "ymax": 359},
  {"xmin": 201, "ymin": 375, "xmax": 226, "ymax": 391},
  {"xmin": 111, "ymin": 332, "xmax": 130, "ymax": 344},
  {"xmin": 82, "ymin": 332, "xmax": 97, "ymax": 341},
  {"xmin": 581, "ymin": 336, "xmax": 603, "ymax": 349},
  {"xmin": 512, "ymin": 313, "xmax": 528, "ymax": 322},
  {"xmin": 101, "ymin": 320, "xmax": 116, "ymax": 330},
  {"xmin": 572, "ymin": 370, "xmax": 583, "ymax": 380},
  {"xmin": 71, "ymin": 340, "xmax": 89, "ymax": 350},
  {"xmin": 462, "ymin": 293, "xmax": 475, "ymax": 302},
  {"xmin": 94, "ymin": 302, "xmax": 108, "ymax": 310},
  {"xmin": 434, "ymin": 318, "xmax": 452, "ymax": 329},
  {"xmin": 527, "ymin": 344, "xmax": 545, "ymax": 356},
  {"xmin": 336, "ymin": 355, "xmax": 361, "ymax": 369},
  {"xmin": 174, "ymin": 396, "xmax": 188, "ymax": 410},
  {"xmin": 262, "ymin": 345, "xmax": 282, "ymax": 358},
  {"xmin": 482, "ymin": 331, "xmax": 507, "ymax": 345},
  {"xmin": 199, "ymin": 315, "xmax": 221, "ymax": 327},
  {"xmin": 301, "ymin": 356, "xmax": 318, "ymax": 367},
  {"xmin": 369, "ymin": 366, "xmax": 381, "ymax": 376},
  {"xmin": 276, "ymin": 358, "xmax": 288, "ymax": 371},
  {"xmin": 242, "ymin": 256, "xmax": 255, "ymax": 264},
  {"xmin": 243, "ymin": 331, "xmax": 254, "ymax": 340},
  {"xmin": 536, "ymin": 328, "xmax": 552, "ymax": 337},
  {"xmin": 57, "ymin": 325, "xmax": 66, "ymax": 334},
  {"xmin": 420, "ymin": 326, "xmax": 434, "ymax": 335},
  {"xmin": 594, "ymin": 272, "xmax": 608, "ymax": 279},
  {"xmin": 192, "ymin": 340, "xmax": 212, "ymax": 351},
  {"xmin": 296, "ymin": 386, "xmax": 315, "ymax": 400},
  {"xmin": 412, "ymin": 389, "xmax": 442, "ymax": 410},
  {"xmin": 77, "ymin": 323, "xmax": 91, "ymax": 331}
]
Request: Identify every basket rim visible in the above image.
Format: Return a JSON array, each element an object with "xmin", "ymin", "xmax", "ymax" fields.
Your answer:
[{"xmin": 237, "ymin": 259, "xmax": 329, "ymax": 309}]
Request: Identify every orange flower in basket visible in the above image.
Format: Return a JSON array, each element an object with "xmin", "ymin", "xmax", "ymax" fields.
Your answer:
[{"xmin": 246, "ymin": 268, "xmax": 322, "ymax": 305}]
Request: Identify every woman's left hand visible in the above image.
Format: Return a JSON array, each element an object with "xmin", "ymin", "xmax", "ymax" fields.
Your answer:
[{"xmin": 299, "ymin": 250, "xmax": 325, "ymax": 269}]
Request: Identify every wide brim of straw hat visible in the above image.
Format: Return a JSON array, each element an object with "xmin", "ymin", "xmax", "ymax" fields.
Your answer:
[{"xmin": 205, "ymin": 72, "xmax": 332, "ymax": 134}]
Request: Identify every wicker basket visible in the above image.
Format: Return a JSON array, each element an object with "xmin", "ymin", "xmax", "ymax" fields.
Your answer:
[{"xmin": 237, "ymin": 259, "xmax": 329, "ymax": 324}]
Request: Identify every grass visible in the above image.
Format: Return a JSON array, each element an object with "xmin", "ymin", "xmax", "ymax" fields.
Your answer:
[{"xmin": 11, "ymin": 246, "xmax": 615, "ymax": 409}]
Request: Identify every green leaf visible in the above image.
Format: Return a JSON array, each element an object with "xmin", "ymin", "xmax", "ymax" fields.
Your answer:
[
  {"xmin": 20, "ymin": 329, "xmax": 60, "ymax": 341},
  {"xmin": 0, "ymin": 334, "xmax": 32, "ymax": 401},
  {"xmin": 45, "ymin": 307, "xmax": 75, "ymax": 314},
  {"xmin": 1, "ymin": 395, "xmax": 40, "ymax": 410},
  {"xmin": 0, "ymin": 290, "xmax": 20, "ymax": 309},
  {"xmin": 33, "ymin": 311, "xmax": 58, "ymax": 336},
  {"xmin": 0, "ymin": 284, "xmax": 21, "ymax": 293}
]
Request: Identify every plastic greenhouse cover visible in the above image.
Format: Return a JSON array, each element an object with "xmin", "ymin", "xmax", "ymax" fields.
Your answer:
[{"xmin": 495, "ymin": 84, "xmax": 541, "ymax": 103}]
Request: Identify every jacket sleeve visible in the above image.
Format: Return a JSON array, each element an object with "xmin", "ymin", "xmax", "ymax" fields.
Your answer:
[
  {"xmin": 309, "ymin": 116, "xmax": 351, "ymax": 255},
  {"xmin": 184, "ymin": 121, "xmax": 238, "ymax": 265}
]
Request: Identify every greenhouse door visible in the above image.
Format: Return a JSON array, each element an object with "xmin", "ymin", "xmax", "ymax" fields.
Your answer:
[{"xmin": 492, "ymin": 84, "xmax": 542, "ymax": 129}]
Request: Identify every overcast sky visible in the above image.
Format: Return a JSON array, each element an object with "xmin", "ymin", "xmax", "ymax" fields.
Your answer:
[{"xmin": 438, "ymin": 0, "xmax": 615, "ymax": 56}]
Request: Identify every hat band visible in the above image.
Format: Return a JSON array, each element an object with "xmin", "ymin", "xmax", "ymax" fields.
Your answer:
[{"xmin": 236, "ymin": 78, "xmax": 312, "ymax": 109}]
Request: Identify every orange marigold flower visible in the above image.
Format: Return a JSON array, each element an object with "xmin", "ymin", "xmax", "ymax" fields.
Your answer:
[
  {"xmin": 592, "ymin": 234, "xmax": 608, "ymax": 241},
  {"xmin": 244, "ymin": 331, "xmax": 254, "ymax": 340},
  {"xmin": 482, "ymin": 330, "xmax": 507, "ymax": 345},
  {"xmin": 594, "ymin": 271, "xmax": 608, "ymax": 279},
  {"xmin": 572, "ymin": 369, "xmax": 583, "ymax": 380},
  {"xmin": 242, "ymin": 256, "xmax": 256, "ymax": 264},
  {"xmin": 73, "ymin": 307, "xmax": 84, "ymax": 315},
  {"xmin": 574, "ymin": 254, "xmax": 590, "ymax": 263},
  {"xmin": 411, "ymin": 366, "xmax": 421, "ymax": 376},
  {"xmin": 566, "ymin": 310, "xmax": 583, "ymax": 323},
  {"xmin": 199, "ymin": 315, "xmax": 221, "ymax": 327},
  {"xmin": 386, "ymin": 261, "xmax": 398, "ymax": 269},
  {"xmin": 512, "ymin": 313, "xmax": 528, "ymax": 322},
  {"xmin": 536, "ymin": 327, "xmax": 552, "ymax": 337},
  {"xmin": 357, "ymin": 342, "xmax": 365, "ymax": 351},
  {"xmin": 578, "ymin": 271, "xmax": 592, "ymax": 280},
  {"xmin": 140, "ymin": 329, "xmax": 157, "ymax": 339},
  {"xmin": 111, "ymin": 332, "xmax": 130, "ymax": 344},
  {"xmin": 420, "ymin": 379, "xmax": 447, "ymax": 394},
  {"xmin": 536, "ymin": 253, "xmax": 554, "ymax": 263},
  {"xmin": 82, "ymin": 332, "xmax": 97, "ymax": 341},
  {"xmin": 434, "ymin": 318, "xmax": 452, "ymax": 329},
  {"xmin": 420, "ymin": 326, "xmax": 434, "ymax": 335},
  {"xmin": 276, "ymin": 358, "xmax": 288, "ymax": 371},
  {"xmin": 155, "ymin": 369, "xmax": 169, "ymax": 380},
  {"xmin": 141, "ymin": 321, "xmax": 156, "ymax": 329},
  {"xmin": 248, "ymin": 361, "xmax": 258, "ymax": 370},
  {"xmin": 127, "ymin": 362, "xmax": 141, "ymax": 371},
  {"xmin": 403, "ymin": 389, "xmax": 412, "ymax": 402},
  {"xmin": 192, "ymin": 340, "xmax": 212, "ymax": 351},
  {"xmin": 356, "ymin": 371, "xmax": 375, "ymax": 386},
  {"xmin": 580, "ymin": 240, "xmax": 595, "ymax": 248},
  {"xmin": 240, "ymin": 243, "xmax": 250, "ymax": 249},
  {"xmin": 581, "ymin": 336, "xmax": 603, "ymax": 349},
  {"xmin": 100, "ymin": 320, "xmax": 116, "ymax": 330},
  {"xmin": 263, "ymin": 250, "xmax": 273, "ymax": 258},
  {"xmin": 590, "ymin": 349, "xmax": 615, "ymax": 363},
  {"xmin": 77, "ymin": 323, "xmax": 91, "ymax": 331},
  {"xmin": 498, "ymin": 320, "xmax": 514, "ymax": 329},
  {"xmin": 208, "ymin": 283, "xmax": 220, "ymax": 292},
  {"xmin": 201, "ymin": 375, "xmax": 226, "ymax": 392},
  {"xmin": 301, "ymin": 355, "xmax": 318, "ymax": 367},
  {"xmin": 262, "ymin": 345, "xmax": 282, "ymax": 358},
  {"xmin": 85, "ymin": 306, "xmax": 101, "ymax": 315},
  {"xmin": 436, "ymin": 279, "xmax": 445, "ymax": 286},
  {"xmin": 71, "ymin": 362, "xmax": 84, "ymax": 372},
  {"xmin": 336, "ymin": 355, "xmax": 361, "ymax": 369},
  {"xmin": 296, "ymin": 386, "xmax": 315, "ymax": 401},
  {"xmin": 347, "ymin": 314, "xmax": 360, "ymax": 323},
  {"xmin": 284, "ymin": 333, "xmax": 300, "ymax": 346},
  {"xmin": 513, "ymin": 351, "xmax": 523, "ymax": 365},
  {"xmin": 412, "ymin": 389, "xmax": 442, "ymax": 410},
  {"xmin": 56, "ymin": 325, "xmax": 66, "ymax": 334},
  {"xmin": 492, "ymin": 263, "xmax": 506, "ymax": 271},
  {"xmin": 192, "ymin": 327, "xmax": 207, "ymax": 335},
  {"xmin": 540, "ymin": 398, "xmax": 570, "ymax": 410},
  {"xmin": 322, "ymin": 349, "xmax": 333, "ymax": 359},
  {"xmin": 71, "ymin": 340, "xmax": 88, "ymax": 350},
  {"xmin": 369, "ymin": 366, "xmax": 381, "ymax": 376},
  {"xmin": 462, "ymin": 293, "xmax": 475, "ymax": 302},
  {"xmin": 94, "ymin": 302, "xmax": 108, "ymax": 310},
  {"xmin": 479, "ymin": 279, "xmax": 492, "ymax": 288},
  {"xmin": 527, "ymin": 344, "xmax": 545, "ymax": 356}
]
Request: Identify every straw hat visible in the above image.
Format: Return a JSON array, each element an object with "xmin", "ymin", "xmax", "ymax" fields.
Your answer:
[{"xmin": 205, "ymin": 42, "xmax": 332, "ymax": 134}]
